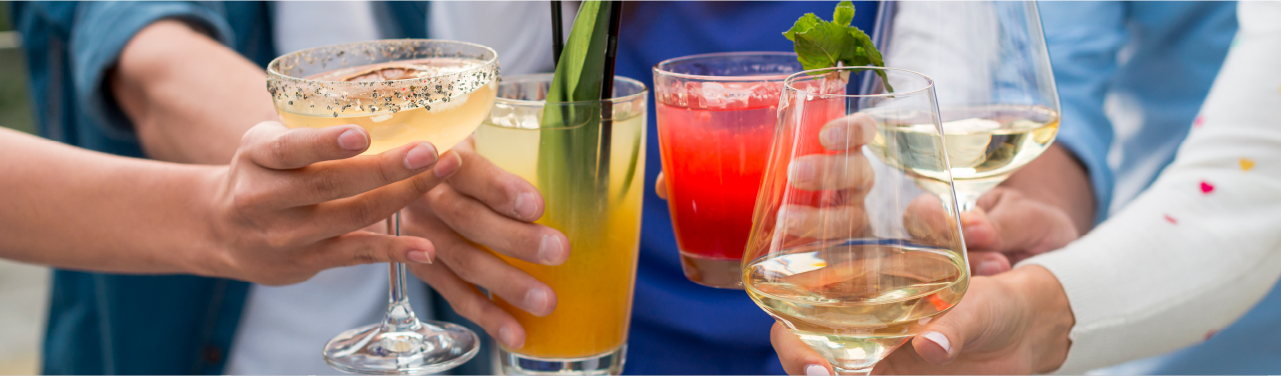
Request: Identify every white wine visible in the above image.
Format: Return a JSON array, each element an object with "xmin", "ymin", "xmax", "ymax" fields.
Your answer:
[
  {"xmin": 866, "ymin": 105, "xmax": 1059, "ymax": 206},
  {"xmin": 744, "ymin": 242, "xmax": 967, "ymax": 372}
]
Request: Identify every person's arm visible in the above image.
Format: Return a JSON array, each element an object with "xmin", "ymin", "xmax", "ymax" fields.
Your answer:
[
  {"xmin": 0, "ymin": 123, "xmax": 458, "ymax": 285},
  {"xmin": 72, "ymin": 4, "xmax": 571, "ymax": 350},
  {"xmin": 1014, "ymin": 6, "xmax": 1281, "ymax": 369},
  {"xmin": 109, "ymin": 19, "xmax": 278, "ymax": 164}
]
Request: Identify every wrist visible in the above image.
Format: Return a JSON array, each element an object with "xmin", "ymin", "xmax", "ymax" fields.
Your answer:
[
  {"xmin": 1004, "ymin": 265, "xmax": 1074, "ymax": 373},
  {"xmin": 184, "ymin": 165, "xmax": 239, "ymax": 279}
]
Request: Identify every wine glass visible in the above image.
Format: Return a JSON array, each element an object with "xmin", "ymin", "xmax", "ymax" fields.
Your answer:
[
  {"xmin": 267, "ymin": 39, "xmax": 498, "ymax": 375},
  {"xmin": 743, "ymin": 66, "xmax": 969, "ymax": 375},
  {"xmin": 872, "ymin": 1, "xmax": 1060, "ymax": 212}
]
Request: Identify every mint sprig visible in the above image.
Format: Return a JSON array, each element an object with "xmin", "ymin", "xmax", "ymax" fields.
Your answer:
[{"xmin": 783, "ymin": 1, "xmax": 892, "ymax": 92}]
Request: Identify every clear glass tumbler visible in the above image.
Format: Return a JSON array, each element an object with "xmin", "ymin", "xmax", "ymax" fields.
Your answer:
[{"xmin": 653, "ymin": 52, "xmax": 804, "ymax": 289}]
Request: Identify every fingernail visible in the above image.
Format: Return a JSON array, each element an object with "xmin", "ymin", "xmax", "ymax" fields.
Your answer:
[
  {"xmin": 524, "ymin": 288, "xmax": 550, "ymax": 313},
  {"xmin": 338, "ymin": 128, "xmax": 368, "ymax": 151},
  {"xmin": 499, "ymin": 326, "xmax": 523, "ymax": 349},
  {"xmin": 432, "ymin": 152, "xmax": 462, "ymax": 178},
  {"xmin": 977, "ymin": 260, "xmax": 1003, "ymax": 276},
  {"xmin": 820, "ymin": 123, "xmax": 849, "ymax": 150},
  {"xmin": 805, "ymin": 364, "xmax": 830, "ymax": 376},
  {"xmin": 407, "ymin": 250, "xmax": 432, "ymax": 264},
  {"xmin": 513, "ymin": 192, "xmax": 538, "ymax": 220},
  {"xmin": 404, "ymin": 142, "xmax": 439, "ymax": 170},
  {"xmin": 790, "ymin": 160, "xmax": 816, "ymax": 185},
  {"xmin": 539, "ymin": 234, "xmax": 565, "ymax": 265},
  {"xmin": 921, "ymin": 331, "xmax": 951, "ymax": 354}
]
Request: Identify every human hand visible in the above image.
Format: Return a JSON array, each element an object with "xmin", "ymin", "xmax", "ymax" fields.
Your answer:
[
  {"xmin": 798, "ymin": 111, "xmax": 1080, "ymax": 265},
  {"xmin": 200, "ymin": 121, "xmax": 457, "ymax": 285},
  {"xmin": 772, "ymin": 266, "xmax": 1074, "ymax": 375},
  {"xmin": 959, "ymin": 188, "xmax": 1080, "ymax": 276},
  {"xmin": 401, "ymin": 137, "xmax": 570, "ymax": 350}
]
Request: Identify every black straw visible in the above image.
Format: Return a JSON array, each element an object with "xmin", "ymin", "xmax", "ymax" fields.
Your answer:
[
  {"xmin": 550, "ymin": 1, "xmax": 564, "ymax": 68},
  {"xmin": 597, "ymin": 1, "xmax": 623, "ymax": 180}
]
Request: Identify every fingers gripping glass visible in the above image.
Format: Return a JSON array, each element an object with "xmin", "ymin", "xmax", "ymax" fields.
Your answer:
[
  {"xmin": 743, "ymin": 67, "xmax": 969, "ymax": 375},
  {"xmin": 267, "ymin": 39, "xmax": 498, "ymax": 375}
]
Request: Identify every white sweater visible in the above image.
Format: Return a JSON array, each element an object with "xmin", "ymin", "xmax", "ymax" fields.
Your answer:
[{"xmin": 1019, "ymin": 2, "xmax": 1281, "ymax": 373}]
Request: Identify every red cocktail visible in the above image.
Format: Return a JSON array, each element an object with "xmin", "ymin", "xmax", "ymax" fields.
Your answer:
[{"xmin": 653, "ymin": 52, "xmax": 803, "ymax": 288}]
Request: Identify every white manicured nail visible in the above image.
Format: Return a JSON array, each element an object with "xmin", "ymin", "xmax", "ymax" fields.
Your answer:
[
  {"xmin": 805, "ymin": 364, "xmax": 830, "ymax": 376},
  {"xmin": 922, "ymin": 331, "xmax": 951, "ymax": 354}
]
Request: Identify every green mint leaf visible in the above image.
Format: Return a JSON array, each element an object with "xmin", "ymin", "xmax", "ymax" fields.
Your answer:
[
  {"xmin": 833, "ymin": 1, "xmax": 854, "ymax": 27},
  {"xmin": 785, "ymin": 2, "xmax": 892, "ymax": 92},
  {"xmin": 792, "ymin": 20, "xmax": 854, "ymax": 71},
  {"xmin": 783, "ymin": 13, "xmax": 822, "ymax": 42}
]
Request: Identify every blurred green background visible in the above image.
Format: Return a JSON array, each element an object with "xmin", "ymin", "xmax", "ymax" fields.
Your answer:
[{"xmin": 0, "ymin": 1, "xmax": 35, "ymax": 134}]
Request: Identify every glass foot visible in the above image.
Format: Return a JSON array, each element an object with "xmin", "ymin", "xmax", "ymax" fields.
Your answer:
[
  {"xmin": 679, "ymin": 252, "xmax": 744, "ymax": 289},
  {"xmin": 498, "ymin": 346, "xmax": 626, "ymax": 375},
  {"xmin": 323, "ymin": 320, "xmax": 479, "ymax": 375}
]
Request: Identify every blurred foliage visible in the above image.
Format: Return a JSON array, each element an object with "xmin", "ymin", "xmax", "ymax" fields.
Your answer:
[
  {"xmin": 0, "ymin": 2, "xmax": 10, "ymax": 31},
  {"xmin": 0, "ymin": 1, "xmax": 36, "ymax": 135}
]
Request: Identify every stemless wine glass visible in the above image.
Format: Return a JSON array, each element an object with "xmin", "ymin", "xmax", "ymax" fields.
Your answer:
[
  {"xmin": 267, "ymin": 39, "xmax": 498, "ymax": 375},
  {"xmin": 872, "ymin": 1, "xmax": 1061, "ymax": 212},
  {"xmin": 743, "ymin": 67, "xmax": 969, "ymax": 375}
]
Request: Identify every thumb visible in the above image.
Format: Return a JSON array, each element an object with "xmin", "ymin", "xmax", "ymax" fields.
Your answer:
[
  {"xmin": 910, "ymin": 279, "xmax": 1002, "ymax": 365},
  {"xmin": 969, "ymin": 189, "xmax": 1079, "ymax": 255}
]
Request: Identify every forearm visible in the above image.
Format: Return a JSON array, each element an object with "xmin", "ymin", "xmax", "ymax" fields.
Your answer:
[
  {"xmin": 111, "ymin": 20, "xmax": 277, "ymax": 164},
  {"xmin": 0, "ymin": 128, "xmax": 220, "ymax": 274},
  {"xmin": 1000, "ymin": 144, "xmax": 1096, "ymax": 233},
  {"xmin": 1020, "ymin": 8, "xmax": 1281, "ymax": 369}
]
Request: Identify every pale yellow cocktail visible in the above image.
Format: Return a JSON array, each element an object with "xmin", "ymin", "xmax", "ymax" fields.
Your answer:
[{"xmin": 474, "ymin": 74, "xmax": 647, "ymax": 374}]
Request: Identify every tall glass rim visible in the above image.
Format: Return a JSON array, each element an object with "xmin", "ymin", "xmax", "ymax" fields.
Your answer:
[
  {"xmin": 784, "ymin": 66, "xmax": 935, "ymax": 98},
  {"xmin": 653, "ymin": 51, "xmax": 800, "ymax": 82},
  {"xmin": 493, "ymin": 73, "xmax": 649, "ymax": 107},
  {"xmin": 265, "ymin": 39, "xmax": 498, "ymax": 87}
]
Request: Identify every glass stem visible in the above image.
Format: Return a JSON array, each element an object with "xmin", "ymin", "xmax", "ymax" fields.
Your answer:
[
  {"xmin": 956, "ymin": 191, "xmax": 981, "ymax": 213},
  {"xmin": 382, "ymin": 211, "xmax": 422, "ymax": 333}
]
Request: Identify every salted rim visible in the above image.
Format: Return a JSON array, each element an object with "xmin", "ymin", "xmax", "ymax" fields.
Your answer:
[
  {"xmin": 652, "ymin": 51, "xmax": 802, "ymax": 82},
  {"xmin": 266, "ymin": 39, "xmax": 498, "ymax": 87}
]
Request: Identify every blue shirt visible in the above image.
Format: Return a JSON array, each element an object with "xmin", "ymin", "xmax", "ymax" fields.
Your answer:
[
  {"xmin": 1040, "ymin": 1, "xmax": 1238, "ymax": 221},
  {"xmin": 612, "ymin": 2, "xmax": 878, "ymax": 374}
]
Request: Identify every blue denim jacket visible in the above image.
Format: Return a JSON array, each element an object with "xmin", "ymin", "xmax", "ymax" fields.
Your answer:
[{"xmin": 11, "ymin": 2, "xmax": 425, "ymax": 373}]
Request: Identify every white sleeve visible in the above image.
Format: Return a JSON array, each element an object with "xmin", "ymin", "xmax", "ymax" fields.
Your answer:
[{"xmin": 1017, "ymin": 2, "xmax": 1281, "ymax": 373}]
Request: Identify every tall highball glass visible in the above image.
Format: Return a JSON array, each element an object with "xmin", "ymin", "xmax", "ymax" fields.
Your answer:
[
  {"xmin": 474, "ymin": 74, "xmax": 648, "ymax": 375},
  {"xmin": 267, "ymin": 39, "xmax": 498, "ymax": 375}
]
